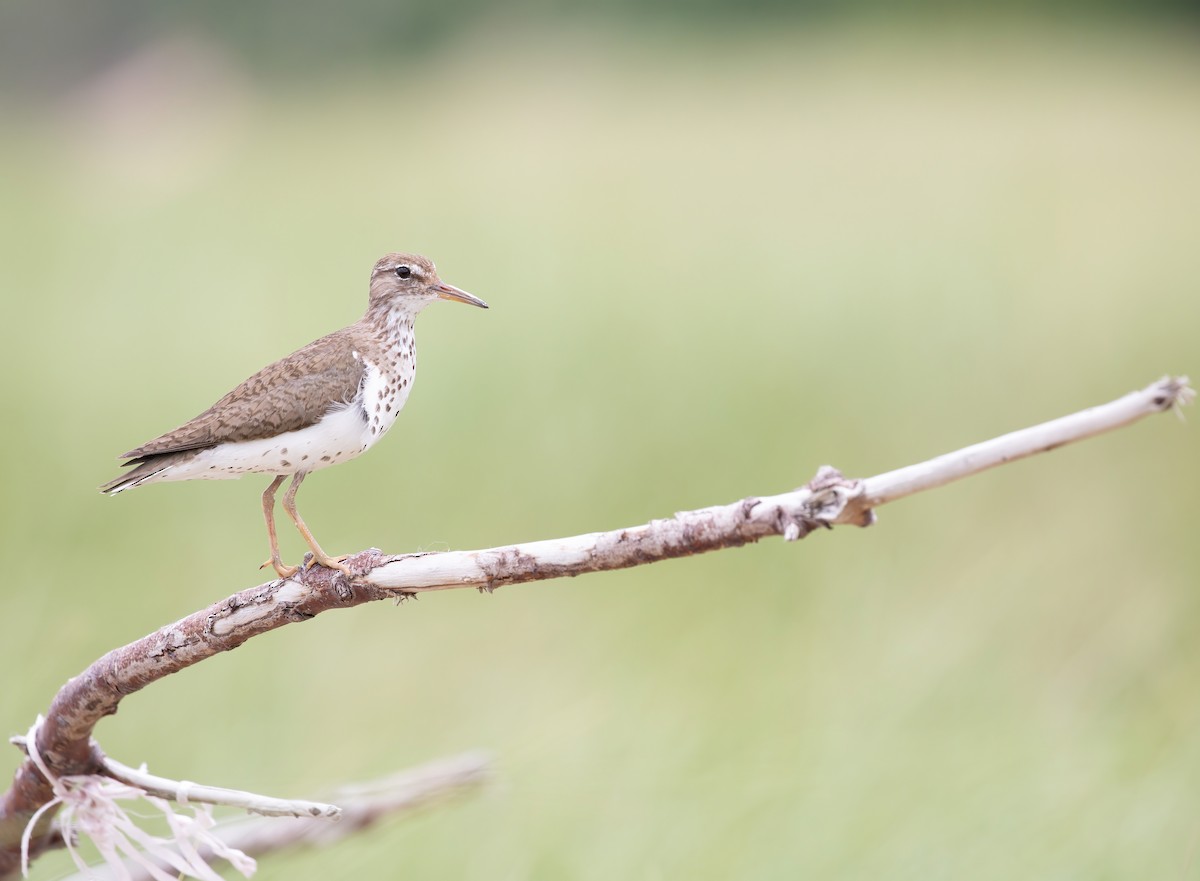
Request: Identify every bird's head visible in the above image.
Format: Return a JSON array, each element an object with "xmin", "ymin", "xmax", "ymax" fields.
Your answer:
[{"xmin": 367, "ymin": 252, "xmax": 488, "ymax": 314}]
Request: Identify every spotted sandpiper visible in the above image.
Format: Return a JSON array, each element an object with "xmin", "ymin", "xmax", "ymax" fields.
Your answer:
[{"xmin": 101, "ymin": 253, "xmax": 487, "ymax": 578}]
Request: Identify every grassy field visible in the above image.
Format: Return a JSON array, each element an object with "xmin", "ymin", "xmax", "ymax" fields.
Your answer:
[{"xmin": 2, "ymin": 19, "xmax": 1198, "ymax": 880}]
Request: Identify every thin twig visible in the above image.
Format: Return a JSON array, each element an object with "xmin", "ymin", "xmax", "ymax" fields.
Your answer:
[
  {"xmin": 97, "ymin": 751, "xmax": 341, "ymax": 820},
  {"xmin": 859, "ymin": 375, "xmax": 1194, "ymax": 507},
  {"xmin": 60, "ymin": 752, "xmax": 492, "ymax": 881},
  {"xmin": 0, "ymin": 375, "xmax": 1189, "ymax": 879}
]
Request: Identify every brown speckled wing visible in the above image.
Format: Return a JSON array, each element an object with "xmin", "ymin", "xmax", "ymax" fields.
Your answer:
[{"xmin": 120, "ymin": 328, "xmax": 366, "ymax": 459}]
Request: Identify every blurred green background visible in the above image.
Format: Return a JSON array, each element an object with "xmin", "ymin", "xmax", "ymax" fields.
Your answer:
[{"xmin": 1, "ymin": 4, "xmax": 1198, "ymax": 879}]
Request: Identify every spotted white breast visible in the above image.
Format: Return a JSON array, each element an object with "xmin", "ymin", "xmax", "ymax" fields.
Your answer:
[{"xmin": 149, "ymin": 335, "xmax": 417, "ymax": 483}]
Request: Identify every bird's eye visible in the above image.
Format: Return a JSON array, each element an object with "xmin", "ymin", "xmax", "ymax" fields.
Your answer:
[{"xmin": 394, "ymin": 265, "xmax": 412, "ymax": 279}]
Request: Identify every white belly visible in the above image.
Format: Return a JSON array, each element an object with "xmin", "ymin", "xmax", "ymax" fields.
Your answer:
[
  {"xmin": 150, "ymin": 355, "xmax": 414, "ymax": 483},
  {"xmin": 162, "ymin": 405, "xmax": 375, "ymax": 481}
]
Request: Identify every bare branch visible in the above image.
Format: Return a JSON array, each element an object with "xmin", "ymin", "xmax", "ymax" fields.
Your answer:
[
  {"xmin": 62, "ymin": 752, "xmax": 492, "ymax": 881},
  {"xmin": 859, "ymin": 374, "xmax": 1194, "ymax": 507},
  {"xmin": 0, "ymin": 375, "xmax": 1189, "ymax": 879},
  {"xmin": 96, "ymin": 751, "xmax": 341, "ymax": 820},
  {"xmin": 365, "ymin": 376, "xmax": 1193, "ymax": 593}
]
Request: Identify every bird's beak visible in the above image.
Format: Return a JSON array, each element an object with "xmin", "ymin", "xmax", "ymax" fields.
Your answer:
[{"xmin": 434, "ymin": 282, "xmax": 488, "ymax": 309}]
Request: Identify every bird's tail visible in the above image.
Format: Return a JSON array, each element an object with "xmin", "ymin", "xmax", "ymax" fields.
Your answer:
[{"xmin": 100, "ymin": 452, "xmax": 195, "ymax": 494}]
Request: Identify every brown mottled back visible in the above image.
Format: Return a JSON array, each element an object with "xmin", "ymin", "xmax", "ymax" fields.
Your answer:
[{"xmin": 122, "ymin": 327, "xmax": 365, "ymax": 458}]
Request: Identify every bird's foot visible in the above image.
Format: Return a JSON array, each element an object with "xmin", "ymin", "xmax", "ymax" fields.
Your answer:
[
  {"xmin": 260, "ymin": 557, "xmax": 300, "ymax": 579},
  {"xmin": 304, "ymin": 552, "xmax": 353, "ymax": 576}
]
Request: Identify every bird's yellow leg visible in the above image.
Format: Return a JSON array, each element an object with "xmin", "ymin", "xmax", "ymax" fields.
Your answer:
[
  {"xmin": 259, "ymin": 475, "xmax": 300, "ymax": 579},
  {"xmin": 281, "ymin": 472, "xmax": 353, "ymax": 575}
]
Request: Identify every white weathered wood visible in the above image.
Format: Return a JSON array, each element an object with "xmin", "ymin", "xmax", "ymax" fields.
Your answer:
[
  {"xmin": 365, "ymin": 376, "xmax": 1193, "ymax": 594},
  {"xmin": 99, "ymin": 754, "xmax": 341, "ymax": 819},
  {"xmin": 62, "ymin": 752, "xmax": 492, "ymax": 881},
  {"xmin": 860, "ymin": 376, "xmax": 1193, "ymax": 506}
]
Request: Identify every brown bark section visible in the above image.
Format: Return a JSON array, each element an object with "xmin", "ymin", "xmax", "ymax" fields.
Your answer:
[
  {"xmin": 0, "ymin": 481, "xmax": 837, "ymax": 878},
  {"xmin": 0, "ymin": 551, "xmax": 393, "ymax": 876}
]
